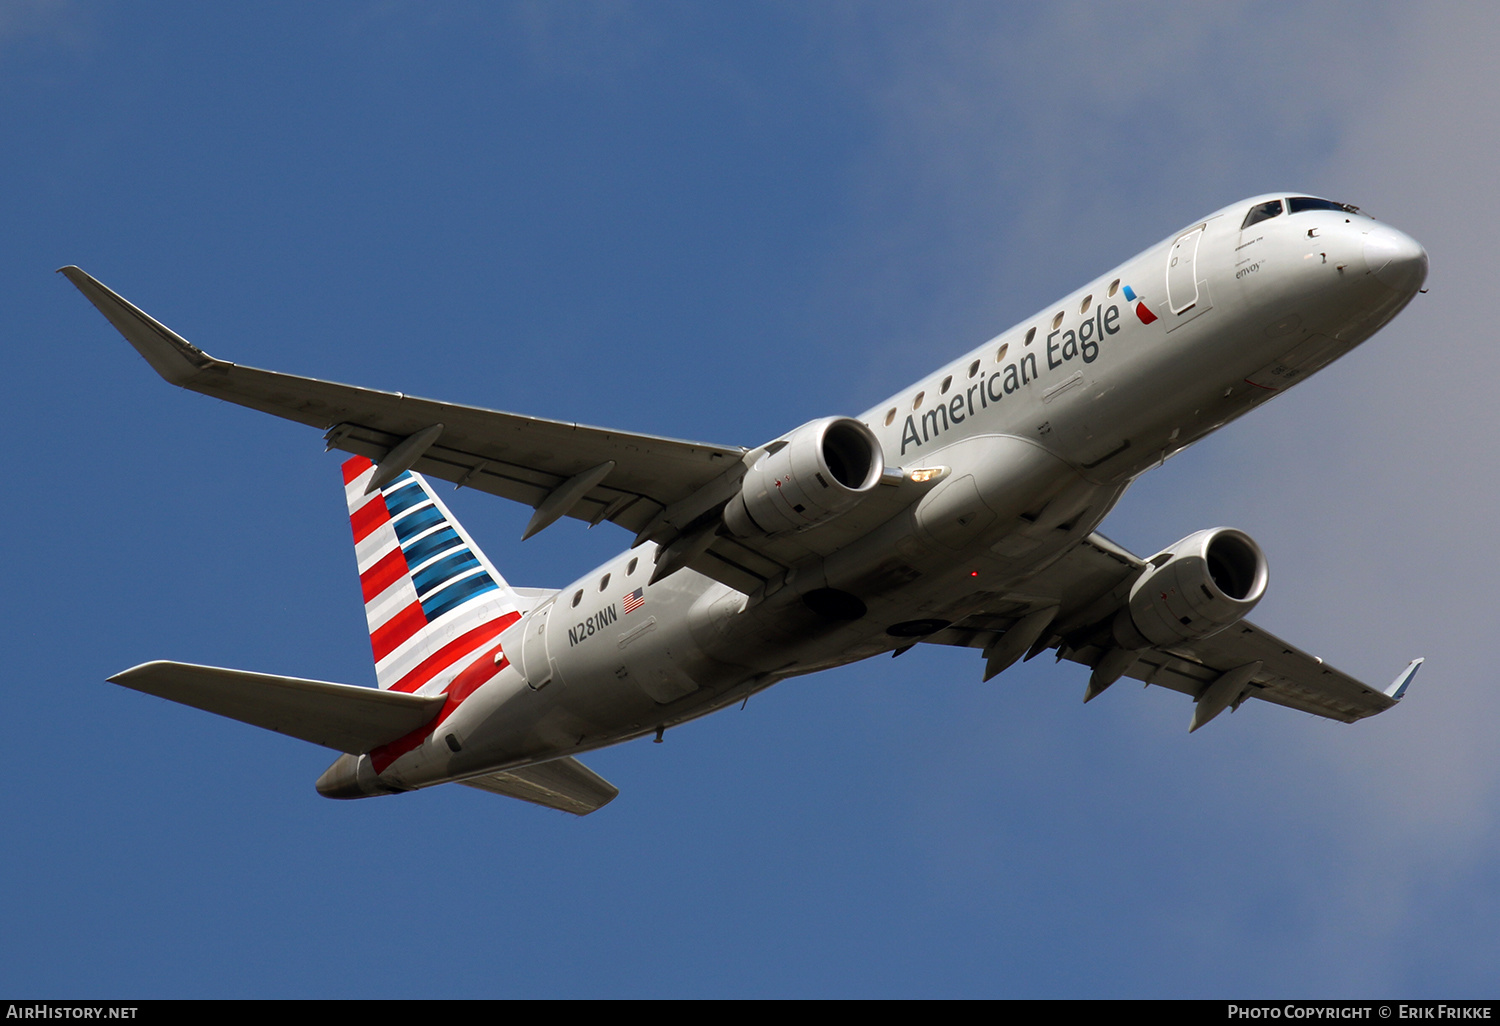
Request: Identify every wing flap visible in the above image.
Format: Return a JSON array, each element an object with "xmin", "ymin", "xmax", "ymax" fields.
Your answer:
[
  {"xmin": 109, "ymin": 661, "xmax": 447, "ymax": 754},
  {"xmin": 457, "ymin": 756, "xmax": 619, "ymax": 815}
]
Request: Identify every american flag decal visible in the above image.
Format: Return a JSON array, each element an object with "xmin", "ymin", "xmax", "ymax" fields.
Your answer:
[{"xmin": 622, "ymin": 588, "xmax": 645, "ymax": 614}]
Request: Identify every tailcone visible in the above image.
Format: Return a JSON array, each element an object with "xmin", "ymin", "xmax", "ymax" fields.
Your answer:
[{"xmin": 315, "ymin": 753, "xmax": 402, "ymax": 800}]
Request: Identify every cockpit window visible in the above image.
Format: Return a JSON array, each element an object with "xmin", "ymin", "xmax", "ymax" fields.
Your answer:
[
  {"xmin": 1241, "ymin": 199, "xmax": 1284, "ymax": 229},
  {"xmin": 1287, "ymin": 196, "xmax": 1359, "ymax": 215}
]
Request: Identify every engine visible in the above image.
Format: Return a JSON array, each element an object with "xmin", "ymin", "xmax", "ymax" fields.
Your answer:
[
  {"xmin": 1113, "ymin": 527, "xmax": 1268, "ymax": 648},
  {"xmin": 723, "ymin": 417, "xmax": 885, "ymax": 537}
]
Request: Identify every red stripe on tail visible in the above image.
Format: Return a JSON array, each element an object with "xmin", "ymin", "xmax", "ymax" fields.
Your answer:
[
  {"xmin": 342, "ymin": 455, "xmax": 376, "ymax": 485},
  {"xmin": 388, "ymin": 611, "xmax": 521, "ymax": 694},
  {"xmin": 360, "ymin": 548, "xmax": 409, "ymax": 603},
  {"xmin": 349, "ymin": 497, "xmax": 390, "ymax": 543},
  {"xmin": 370, "ymin": 601, "xmax": 427, "ymax": 662}
]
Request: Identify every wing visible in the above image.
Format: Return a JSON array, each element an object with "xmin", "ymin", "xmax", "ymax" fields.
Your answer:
[
  {"xmin": 62, "ymin": 266, "xmax": 818, "ymax": 592},
  {"xmin": 926, "ymin": 533, "xmax": 1416, "ymax": 727},
  {"xmin": 64, "ymin": 266, "xmax": 937, "ymax": 593}
]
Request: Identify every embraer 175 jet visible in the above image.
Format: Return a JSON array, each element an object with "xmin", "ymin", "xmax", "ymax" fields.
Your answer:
[{"xmin": 63, "ymin": 193, "xmax": 1428, "ymax": 815}]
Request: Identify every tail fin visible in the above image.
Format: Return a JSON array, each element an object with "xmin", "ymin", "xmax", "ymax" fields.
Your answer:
[{"xmin": 342, "ymin": 455, "xmax": 524, "ymax": 693}]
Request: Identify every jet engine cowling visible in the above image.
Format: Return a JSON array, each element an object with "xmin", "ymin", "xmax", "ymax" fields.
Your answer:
[
  {"xmin": 1113, "ymin": 528, "xmax": 1268, "ymax": 648},
  {"xmin": 723, "ymin": 417, "xmax": 885, "ymax": 537}
]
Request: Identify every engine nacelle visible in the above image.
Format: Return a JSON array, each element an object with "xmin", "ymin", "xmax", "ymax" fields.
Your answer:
[
  {"xmin": 723, "ymin": 417, "xmax": 885, "ymax": 537},
  {"xmin": 1114, "ymin": 528, "xmax": 1268, "ymax": 648}
]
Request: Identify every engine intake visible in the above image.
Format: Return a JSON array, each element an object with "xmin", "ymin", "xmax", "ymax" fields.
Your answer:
[
  {"xmin": 1113, "ymin": 527, "xmax": 1268, "ymax": 648},
  {"xmin": 724, "ymin": 417, "xmax": 884, "ymax": 537}
]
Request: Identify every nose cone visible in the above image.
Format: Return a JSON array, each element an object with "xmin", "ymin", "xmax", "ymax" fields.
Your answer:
[{"xmin": 1363, "ymin": 225, "xmax": 1428, "ymax": 296}]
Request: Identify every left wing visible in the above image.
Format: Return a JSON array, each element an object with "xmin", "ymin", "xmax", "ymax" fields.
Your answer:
[
  {"xmin": 927, "ymin": 533, "xmax": 1417, "ymax": 728},
  {"xmin": 62, "ymin": 266, "xmax": 809, "ymax": 592},
  {"xmin": 59, "ymin": 266, "xmax": 743, "ymax": 534},
  {"xmin": 63, "ymin": 266, "xmax": 934, "ymax": 595}
]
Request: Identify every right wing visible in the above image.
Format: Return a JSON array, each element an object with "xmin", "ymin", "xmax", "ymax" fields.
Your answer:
[{"xmin": 926, "ymin": 532, "xmax": 1417, "ymax": 728}]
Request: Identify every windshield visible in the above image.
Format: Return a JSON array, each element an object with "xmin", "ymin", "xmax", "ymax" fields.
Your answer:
[
  {"xmin": 1287, "ymin": 196, "xmax": 1360, "ymax": 215},
  {"xmin": 1241, "ymin": 199, "xmax": 1284, "ymax": 229}
]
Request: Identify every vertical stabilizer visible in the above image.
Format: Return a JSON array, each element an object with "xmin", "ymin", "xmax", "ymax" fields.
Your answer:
[{"xmin": 342, "ymin": 456, "xmax": 525, "ymax": 693}]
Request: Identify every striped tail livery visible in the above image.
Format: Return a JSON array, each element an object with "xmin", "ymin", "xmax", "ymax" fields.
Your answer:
[{"xmin": 342, "ymin": 455, "xmax": 522, "ymax": 693}]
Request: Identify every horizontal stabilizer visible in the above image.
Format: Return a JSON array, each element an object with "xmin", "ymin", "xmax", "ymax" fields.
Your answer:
[
  {"xmin": 458, "ymin": 757, "xmax": 619, "ymax": 815},
  {"xmin": 109, "ymin": 661, "xmax": 447, "ymax": 754}
]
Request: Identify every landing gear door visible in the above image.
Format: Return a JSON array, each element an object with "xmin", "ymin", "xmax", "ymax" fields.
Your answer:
[
  {"xmin": 1165, "ymin": 224, "xmax": 1213, "ymax": 330},
  {"xmin": 519, "ymin": 600, "xmax": 556, "ymax": 690}
]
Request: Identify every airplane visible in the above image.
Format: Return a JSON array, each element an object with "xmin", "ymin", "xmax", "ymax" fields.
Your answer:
[{"xmin": 61, "ymin": 192, "xmax": 1429, "ymax": 816}]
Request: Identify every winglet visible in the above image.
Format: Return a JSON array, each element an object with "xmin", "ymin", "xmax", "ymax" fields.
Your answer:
[
  {"xmin": 1384, "ymin": 657, "xmax": 1423, "ymax": 700},
  {"xmin": 57, "ymin": 265, "xmax": 221, "ymax": 385}
]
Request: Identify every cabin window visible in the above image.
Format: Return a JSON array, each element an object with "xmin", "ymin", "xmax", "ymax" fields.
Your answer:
[
  {"xmin": 1241, "ymin": 199, "xmax": 1284, "ymax": 229},
  {"xmin": 571, "ymin": 589, "xmax": 583, "ymax": 607},
  {"xmin": 913, "ymin": 391, "xmax": 925, "ymax": 410},
  {"xmin": 884, "ymin": 407, "xmax": 896, "ymax": 426},
  {"xmin": 1080, "ymin": 295, "xmax": 1092, "ymax": 315},
  {"xmin": 627, "ymin": 558, "xmax": 638, "ymax": 575},
  {"xmin": 940, "ymin": 375, "xmax": 953, "ymax": 394},
  {"xmin": 1051, "ymin": 311, "xmax": 1064, "ymax": 330},
  {"xmin": 599, "ymin": 573, "xmax": 610, "ymax": 591},
  {"xmin": 1024, "ymin": 327, "xmax": 1036, "ymax": 346},
  {"xmin": 968, "ymin": 360, "xmax": 980, "ymax": 378},
  {"xmin": 1108, "ymin": 279, "xmax": 1120, "ymax": 297},
  {"xmin": 996, "ymin": 343, "xmax": 1008, "ymax": 362}
]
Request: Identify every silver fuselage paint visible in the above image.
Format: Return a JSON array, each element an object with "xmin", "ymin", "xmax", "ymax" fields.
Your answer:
[{"xmin": 374, "ymin": 195, "xmax": 1426, "ymax": 792}]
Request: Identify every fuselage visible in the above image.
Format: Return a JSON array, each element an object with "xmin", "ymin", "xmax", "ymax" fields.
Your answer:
[{"xmin": 342, "ymin": 194, "xmax": 1427, "ymax": 795}]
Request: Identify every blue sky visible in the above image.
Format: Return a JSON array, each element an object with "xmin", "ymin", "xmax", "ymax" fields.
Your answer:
[{"xmin": 4, "ymin": 1, "xmax": 1498, "ymax": 998}]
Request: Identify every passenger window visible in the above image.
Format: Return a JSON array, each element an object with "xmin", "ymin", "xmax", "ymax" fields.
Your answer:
[
  {"xmin": 1080, "ymin": 295, "xmax": 1092, "ymax": 314},
  {"xmin": 599, "ymin": 573, "xmax": 610, "ymax": 591},
  {"xmin": 1023, "ymin": 328, "xmax": 1035, "ymax": 346},
  {"xmin": 968, "ymin": 360, "xmax": 980, "ymax": 378},
  {"xmin": 571, "ymin": 590, "xmax": 583, "ymax": 607},
  {"xmin": 1241, "ymin": 199, "xmax": 1284, "ymax": 229},
  {"xmin": 940, "ymin": 375, "xmax": 953, "ymax": 394},
  {"xmin": 996, "ymin": 343, "xmax": 1008, "ymax": 362},
  {"xmin": 884, "ymin": 407, "xmax": 896, "ymax": 426},
  {"xmin": 627, "ymin": 558, "xmax": 638, "ymax": 575},
  {"xmin": 1108, "ymin": 279, "xmax": 1120, "ymax": 297},
  {"xmin": 913, "ymin": 391, "xmax": 925, "ymax": 410}
]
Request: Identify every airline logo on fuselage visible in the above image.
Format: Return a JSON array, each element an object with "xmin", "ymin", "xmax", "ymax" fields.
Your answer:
[
  {"xmin": 1122, "ymin": 285, "xmax": 1158, "ymax": 324},
  {"xmin": 898, "ymin": 299, "xmax": 1127, "ymax": 454}
]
